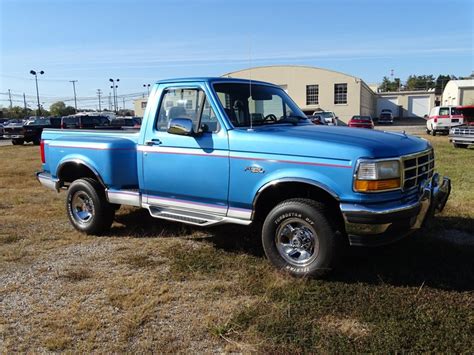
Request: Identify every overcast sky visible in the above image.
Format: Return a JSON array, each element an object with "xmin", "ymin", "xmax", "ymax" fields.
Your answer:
[{"xmin": 1, "ymin": 0, "xmax": 473, "ymax": 110}]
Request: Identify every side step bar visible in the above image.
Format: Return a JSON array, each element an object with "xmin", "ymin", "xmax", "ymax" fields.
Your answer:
[
  {"xmin": 146, "ymin": 205, "xmax": 252, "ymax": 227},
  {"xmin": 148, "ymin": 206, "xmax": 224, "ymax": 226}
]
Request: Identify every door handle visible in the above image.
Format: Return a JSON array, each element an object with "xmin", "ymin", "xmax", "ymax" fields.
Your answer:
[{"xmin": 145, "ymin": 139, "xmax": 162, "ymax": 146}]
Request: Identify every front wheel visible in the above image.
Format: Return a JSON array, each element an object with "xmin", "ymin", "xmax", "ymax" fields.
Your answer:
[
  {"xmin": 262, "ymin": 198, "xmax": 341, "ymax": 278},
  {"xmin": 12, "ymin": 139, "xmax": 24, "ymax": 145},
  {"xmin": 66, "ymin": 178, "xmax": 115, "ymax": 235}
]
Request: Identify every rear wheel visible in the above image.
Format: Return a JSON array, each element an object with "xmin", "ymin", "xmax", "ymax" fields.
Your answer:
[
  {"xmin": 33, "ymin": 137, "xmax": 41, "ymax": 145},
  {"xmin": 262, "ymin": 198, "xmax": 341, "ymax": 278},
  {"xmin": 12, "ymin": 139, "xmax": 24, "ymax": 145},
  {"xmin": 66, "ymin": 178, "xmax": 115, "ymax": 235}
]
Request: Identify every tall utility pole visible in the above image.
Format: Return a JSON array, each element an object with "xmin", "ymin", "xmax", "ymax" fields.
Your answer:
[
  {"xmin": 23, "ymin": 93, "xmax": 27, "ymax": 112},
  {"xmin": 108, "ymin": 92, "xmax": 112, "ymax": 111},
  {"xmin": 69, "ymin": 80, "xmax": 78, "ymax": 113},
  {"xmin": 30, "ymin": 70, "xmax": 44, "ymax": 116},
  {"xmin": 122, "ymin": 97, "xmax": 125, "ymax": 110},
  {"xmin": 8, "ymin": 89, "xmax": 12, "ymax": 109},
  {"xmin": 97, "ymin": 89, "xmax": 102, "ymax": 111}
]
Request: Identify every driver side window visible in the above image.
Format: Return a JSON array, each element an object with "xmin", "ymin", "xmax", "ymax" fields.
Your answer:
[{"xmin": 156, "ymin": 88, "xmax": 204, "ymax": 131}]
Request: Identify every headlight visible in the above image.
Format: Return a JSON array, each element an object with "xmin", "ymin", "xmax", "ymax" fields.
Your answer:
[{"xmin": 354, "ymin": 160, "xmax": 401, "ymax": 192}]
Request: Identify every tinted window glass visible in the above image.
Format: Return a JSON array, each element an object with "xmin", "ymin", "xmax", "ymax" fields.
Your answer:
[
  {"xmin": 451, "ymin": 107, "xmax": 461, "ymax": 115},
  {"xmin": 200, "ymin": 99, "xmax": 220, "ymax": 132},
  {"xmin": 213, "ymin": 83, "xmax": 306, "ymax": 127}
]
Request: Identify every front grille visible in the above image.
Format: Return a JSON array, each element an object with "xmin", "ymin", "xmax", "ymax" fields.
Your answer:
[{"xmin": 402, "ymin": 149, "xmax": 434, "ymax": 190}]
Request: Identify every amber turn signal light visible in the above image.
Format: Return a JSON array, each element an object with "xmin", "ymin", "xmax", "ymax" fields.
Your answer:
[{"xmin": 354, "ymin": 178, "xmax": 401, "ymax": 192}]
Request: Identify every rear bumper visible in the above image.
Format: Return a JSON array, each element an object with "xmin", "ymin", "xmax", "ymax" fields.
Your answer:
[
  {"xmin": 3, "ymin": 134, "xmax": 24, "ymax": 139},
  {"xmin": 36, "ymin": 172, "xmax": 60, "ymax": 192},
  {"xmin": 341, "ymin": 173, "xmax": 451, "ymax": 247}
]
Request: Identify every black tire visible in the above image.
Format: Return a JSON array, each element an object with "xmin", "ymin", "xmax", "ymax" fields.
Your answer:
[
  {"xmin": 453, "ymin": 143, "xmax": 468, "ymax": 149},
  {"xmin": 12, "ymin": 139, "xmax": 24, "ymax": 145},
  {"xmin": 432, "ymin": 128, "xmax": 437, "ymax": 136},
  {"xmin": 262, "ymin": 198, "xmax": 341, "ymax": 278},
  {"xmin": 426, "ymin": 128, "xmax": 431, "ymax": 135},
  {"xmin": 66, "ymin": 178, "xmax": 114, "ymax": 235},
  {"xmin": 33, "ymin": 138, "xmax": 41, "ymax": 145}
]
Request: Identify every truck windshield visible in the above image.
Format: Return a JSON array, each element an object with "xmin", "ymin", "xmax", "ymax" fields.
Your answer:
[{"xmin": 213, "ymin": 83, "xmax": 307, "ymax": 127}]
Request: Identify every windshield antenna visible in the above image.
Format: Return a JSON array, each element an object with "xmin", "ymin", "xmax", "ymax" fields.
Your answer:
[{"xmin": 248, "ymin": 35, "xmax": 253, "ymax": 131}]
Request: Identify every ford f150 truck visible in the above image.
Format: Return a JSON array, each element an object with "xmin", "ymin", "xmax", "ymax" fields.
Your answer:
[{"xmin": 37, "ymin": 77, "xmax": 451, "ymax": 277}]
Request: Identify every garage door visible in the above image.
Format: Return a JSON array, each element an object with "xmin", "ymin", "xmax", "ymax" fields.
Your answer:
[
  {"xmin": 408, "ymin": 96, "xmax": 430, "ymax": 118},
  {"xmin": 377, "ymin": 97, "xmax": 398, "ymax": 116}
]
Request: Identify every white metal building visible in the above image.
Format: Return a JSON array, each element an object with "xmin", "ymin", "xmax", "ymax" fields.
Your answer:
[{"xmin": 442, "ymin": 79, "xmax": 474, "ymax": 106}]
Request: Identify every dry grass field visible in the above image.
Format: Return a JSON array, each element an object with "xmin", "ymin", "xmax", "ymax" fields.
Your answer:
[{"xmin": 0, "ymin": 136, "xmax": 473, "ymax": 352}]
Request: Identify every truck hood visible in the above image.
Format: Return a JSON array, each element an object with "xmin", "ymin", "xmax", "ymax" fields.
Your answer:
[{"xmin": 229, "ymin": 124, "xmax": 430, "ymax": 160}]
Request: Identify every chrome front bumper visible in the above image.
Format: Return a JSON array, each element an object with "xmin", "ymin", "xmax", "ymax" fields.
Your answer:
[
  {"xmin": 341, "ymin": 173, "xmax": 451, "ymax": 246},
  {"xmin": 36, "ymin": 172, "xmax": 60, "ymax": 192}
]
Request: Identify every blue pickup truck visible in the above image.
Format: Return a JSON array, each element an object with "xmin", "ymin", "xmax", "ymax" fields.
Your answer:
[{"xmin": 37, "ymin": 77, "xmax": 451, "ymax": 277}]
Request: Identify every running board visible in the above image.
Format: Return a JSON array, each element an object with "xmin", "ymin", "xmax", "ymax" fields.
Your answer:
[{"xmin": 146, "ymin": 205, "xmax": 252, "ymax": 226}]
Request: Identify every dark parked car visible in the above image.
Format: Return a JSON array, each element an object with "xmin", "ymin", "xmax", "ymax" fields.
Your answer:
[
  {"xmin": 61, "ymin": 115, "xmax": 110, "ymax": 129},
  {"xmin": 5, "ymin": 118, "xmax": 59, "ymax": 145},
  {"xmin": 24, "ymin": 117, "xmax": 61, "ymax": 145},
  {"xmin": 3, "ymin": 120, "xmax": 26, "ymax": 144},
  {"xmin": 348, "ymin": 115, "xmax": 374, "ymax": 129},
  {"xmin": 378, "ymin": 112, "xmax": 394, "ymax": 124},
  {"xmin": 110, "ymin": 117, "xmax": 142, "ymax": 129}
]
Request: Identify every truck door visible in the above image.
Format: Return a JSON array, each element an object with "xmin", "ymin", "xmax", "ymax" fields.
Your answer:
[{"xmin": 141, "ymin": 85, "xmax": 229, "ymax": 216}]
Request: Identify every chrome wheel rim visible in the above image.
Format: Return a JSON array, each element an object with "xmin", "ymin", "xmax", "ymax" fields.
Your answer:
[
  {"xmin": 276, "ymin": 218, "xmax": 319, "ymax": 266},
  {"xmin": 71, "ymin": 191, "xmax": 94, "ymax": 224}
]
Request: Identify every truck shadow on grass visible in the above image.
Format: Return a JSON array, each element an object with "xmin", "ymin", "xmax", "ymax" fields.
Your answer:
[{"xmin": 112, "ymin": 209, "xmax": 474, "ymax": 292}]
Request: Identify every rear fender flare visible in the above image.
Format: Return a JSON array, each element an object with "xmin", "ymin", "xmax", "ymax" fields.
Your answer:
[{"xmin": 56, "ymin": 157, "xmax": 106, "ymax": 188}]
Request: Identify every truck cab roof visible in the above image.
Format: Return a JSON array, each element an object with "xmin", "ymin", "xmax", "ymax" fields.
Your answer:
[{"xmin": 156, "ymin": 77, "xmax": 276, "ymax": 87}]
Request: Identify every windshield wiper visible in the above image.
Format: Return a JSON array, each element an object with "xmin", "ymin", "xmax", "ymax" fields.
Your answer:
[{"xmin": 272, "ymin": 115, "xmax": 307, "ymax": 126}]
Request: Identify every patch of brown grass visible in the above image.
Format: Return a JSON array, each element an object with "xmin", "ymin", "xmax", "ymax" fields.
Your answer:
[{"xmin": 59, "ymin": 267, "xmax": 93, "ymax": 282}]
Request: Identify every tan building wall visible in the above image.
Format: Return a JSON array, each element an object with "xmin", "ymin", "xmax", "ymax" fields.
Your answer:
[
  {"xmin": 134, "ymin": 98, "xmax": 148, "ymax": 117},
  {"xmin": 223, "ymin": 65, "xmax": 376, "ymax": 122},
  {"xmin": 360, "ymin": 82, "xmax": 376, "ymax": 117}
]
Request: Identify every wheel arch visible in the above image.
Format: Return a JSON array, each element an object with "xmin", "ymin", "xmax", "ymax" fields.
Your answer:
[
  {"xmin": 57, "ymin": 159, "xmax": 106, "ymax": 188},
  {"xmin": 252, "ymin": 178, "xmax": 344, "ymax": 231}
]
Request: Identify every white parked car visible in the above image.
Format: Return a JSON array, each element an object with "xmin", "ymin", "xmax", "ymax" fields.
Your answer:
[
  {"xmin": 312, "ymin": 111, "xmax": 337, "ymax": 125},
  {"xmin": 426, "ymin": 106, "xmax": 463, "ymax": 136}
]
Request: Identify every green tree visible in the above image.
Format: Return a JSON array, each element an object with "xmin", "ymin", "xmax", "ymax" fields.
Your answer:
[
  {"xmin": 405, "ymin": 75, "xmax": 436, "ymax": 91},
  {"xmin": 49, "ymin": 101, "xmax": 75, "ymax": 116},
  {"xmin": 49, "ymin": 101, "xmax": 66, "ymax": 116},
  {"xmin": 379, "ymin": 76, "xmax": 401, "ymax": 92},
  {"xmin": 1, "ymin": 106, "xmax": 34, "ymax": 119}
]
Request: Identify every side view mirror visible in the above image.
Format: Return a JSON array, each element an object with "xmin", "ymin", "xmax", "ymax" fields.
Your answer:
[{"xmin": 167, "ymin": 118, "xmax": 194, "ymax": 136}]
